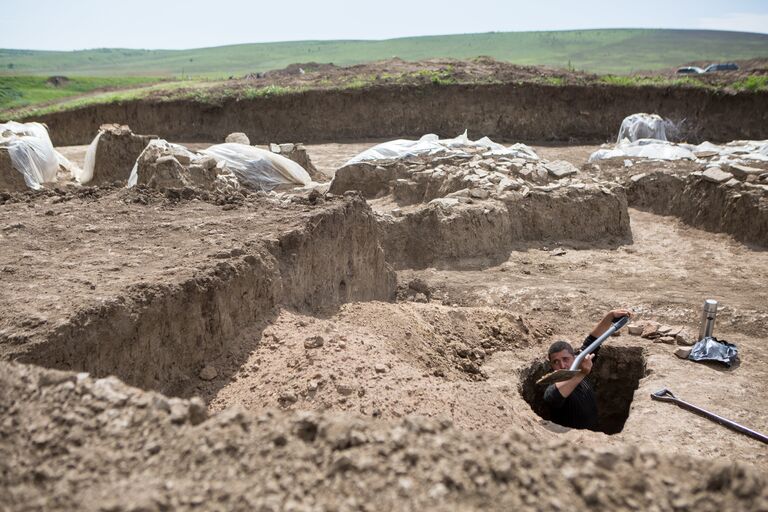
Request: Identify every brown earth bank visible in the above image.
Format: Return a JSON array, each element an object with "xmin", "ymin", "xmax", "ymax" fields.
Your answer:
[
  {"xmin": 2, "ymin": 361, "xmax": 767, "ymax": 512},
  {"xmin": 0, "ymin": 188, "xmax": 394, "ymax": 395},
  {"xmin": 18, "ymin": 82, "xmax": 768, "ymax": 147}
]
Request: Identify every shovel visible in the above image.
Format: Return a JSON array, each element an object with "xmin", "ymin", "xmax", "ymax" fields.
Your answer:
[
  {"xmin": 537, "ymin": 315, "xmax": 630, "ymax": 386},
  {"xmin": 651, "ymin": 388, "xmax": 768, "ymax": 444}
]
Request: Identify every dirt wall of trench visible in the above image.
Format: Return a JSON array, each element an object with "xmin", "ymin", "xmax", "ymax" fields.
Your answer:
[
  {"xmin": 627, "ymin": 173, "xmax": 768, "ymax": 248},
  {"xmin": 379, "ymin": 187, "xmax": 632, "ymax": 269},
  {"xmin": 23, "ymin": 83, "xmax": 768, "ymax": 146},
  {"xmin": 12, "ymin": 197, "xmax": 395, "ymax": 395}
]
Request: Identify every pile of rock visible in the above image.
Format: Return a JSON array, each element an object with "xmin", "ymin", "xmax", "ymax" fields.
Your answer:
[
  {"xmin": 330, "ymin": 152, "xmax": 580, "ymax": 205},
  {"xmin": 269, "ymin": 142, "xmax": 321, "ymax": 179},
  {"xmin": 699, "ymin": 163, "xmax": 768, "ymax": 190},
  {"xmin": 627, "ymin": 321, "xmax": 693, "ymax": 345},
  {"xmin": 131, "ymin": 140, "xmax": 239, "ymax": 192}
]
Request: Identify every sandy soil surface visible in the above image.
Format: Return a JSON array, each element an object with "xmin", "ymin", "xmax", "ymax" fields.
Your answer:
[{"xmin": 2, "ymin": 140, "xmax": 767, "ymax": 509}]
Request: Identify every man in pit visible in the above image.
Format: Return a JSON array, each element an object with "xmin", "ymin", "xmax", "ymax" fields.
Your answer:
[{"xmin": 543, "ymin": 309, "xmax": 632, "ymax": 431}]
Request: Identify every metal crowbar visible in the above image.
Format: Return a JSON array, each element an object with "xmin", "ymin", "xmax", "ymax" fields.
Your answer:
[{"xmin": 651, "ymin": 388, "xmax": 768, "ymax": 444}]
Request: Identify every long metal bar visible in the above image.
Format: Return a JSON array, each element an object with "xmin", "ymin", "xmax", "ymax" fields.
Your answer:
[
  {"xmin": 570, "ymin": 315, "xmax": 630, "ymax": 371},
  {"xmin": 537, "ymin": 315, "xmax": 630, "ymax": 385},
  {"xmin": 651, "ymin": 389, "xmax": 768, "ymax": 445}
]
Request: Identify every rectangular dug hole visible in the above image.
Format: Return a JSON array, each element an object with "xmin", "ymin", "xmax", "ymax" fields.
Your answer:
[{"xmin": 520, "ymin": 345, "xmax": 647, "ymax": 435}]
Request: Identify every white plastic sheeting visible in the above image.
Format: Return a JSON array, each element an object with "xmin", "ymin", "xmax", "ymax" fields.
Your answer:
[
  {"xmin": 589, "ymin": 138, "xmax": 768, "ymax": 164},
  {"xmin": 617, "ymin": 113, "xmax": 668, "ymax": 143},
  {"xmin": 201, "ymin": 143, "xmax": 312, "ymax": 190},
  {"xmin": 0, "ymin": 121, "xmax": 61, "ymax": 190},
  {"xmin": 714, "ymin": 140, "xmax": 768, "ymax": 162},
  {"xmin": 77, "ymin": 130, "xmax": 103, "ymax": 184},
  {"xmin": 344, "ymin": 131, "xmax": 539, "ymax": 166},
  {"xmin": 590, "ymin": 139, "xmax": 695, "ymax": 162},
  {"xmin": 128, "ymin": 141, "xmax": 312, "ymax": 191}
]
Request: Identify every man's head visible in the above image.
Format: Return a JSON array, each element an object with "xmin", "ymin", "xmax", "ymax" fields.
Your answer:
[{"xmin": 548, "ymin": 341, "xmax": 575, "ymax": 371}]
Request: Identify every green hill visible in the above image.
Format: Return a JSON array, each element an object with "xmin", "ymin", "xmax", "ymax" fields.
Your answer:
[{"xmin": 1, "ymin": 29, "xmax": 767, "ymax": 77}]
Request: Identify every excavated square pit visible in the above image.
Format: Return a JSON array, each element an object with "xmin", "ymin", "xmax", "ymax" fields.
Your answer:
[{"xmin": 519, "ymin": 345, "xmax": 647, "ymax": 434}]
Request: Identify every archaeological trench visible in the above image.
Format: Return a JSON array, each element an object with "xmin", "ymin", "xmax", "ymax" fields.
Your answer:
[{"xmin": 1, "ymin": 81, "xmax": 768, "ymax": 511}]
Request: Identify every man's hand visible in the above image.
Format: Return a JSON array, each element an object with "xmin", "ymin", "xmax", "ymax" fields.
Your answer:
[
  {"xmin": 579, "ymin": 353, "xmax": 594, "ymax": 375},
  {"xmin": 591, "ymin": 308, "xmax": 633, "ymax": 338},
  {"xmin": 603, "ymin": 308, "xmax": 632, "ymax": 323}
]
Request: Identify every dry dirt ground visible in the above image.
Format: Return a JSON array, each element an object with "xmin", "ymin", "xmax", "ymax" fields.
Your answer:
[{"xmin": 2, "ymin": 141, "xmax": 767, "ymax": 510}]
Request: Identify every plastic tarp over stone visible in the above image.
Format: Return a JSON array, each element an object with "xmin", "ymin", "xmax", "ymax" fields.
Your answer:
[
  {"xmin": 0, "ymin": 121, "xmax": 69, "ymax": 190},
  {"xmin": 589, "ymin": 138, "xmax": 768, "ymax": 164},
  {"xmin": 202, "ymin": 143, "xmax": 312, "ymax": 190},
  {"xmin": 590, "ymin": 139, "xmax": 696, "ymax": 162},
  {"xmin": 617, "ymin": 113, "xmax": 669, "ymax": 143},
  {"xmin": 128, "ymin": 141, "xmax": 311, "ymax": 191},
  {"xmin": 77, "ymin": 124, "xmax": 157, "ymax": 185},
  {"xmin": 128, "ymin": 139, "xmax": 238, "ymax": 191},
  {"xmin": 345, "ymin": 131, "xmax": 539, "ymax": 166}
]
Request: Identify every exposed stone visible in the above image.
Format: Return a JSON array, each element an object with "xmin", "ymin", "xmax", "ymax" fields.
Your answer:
[
  {"xmin": 429, "ymin": 197, "xmax": 460, "ymax": 208},
  {"xmin": 544, "ymin": 160, "xmax": 578, "ymax": 179},
  {"xmin": 169, "ymin": 400, "xmax": 190, "ymax": 424},
  {"xmin": 335, "ymin": 382, "xmax": 356, "ymax": 396},
  {"xmin": 199, "ymin": 365, "xmax": 218, "ymax": 381},
  {"xmin": 304, "ymin": 336, "xmax": 325, "ymax": 349},
  {"xmin": 278, "ymin": 391, "xmax": 298, "ymax": 406},
  {"xmin": 655, "ymin": 336, "xmax": 676, "ymax": 345},
  {"xmin": 269, "ymin": 142, "xmax": 322, "ymax": 180},
  {"xmin": 225, "ymin": 132, "xmax": 250, "ymax": 145},
  {"xmin": 702, "ymin": 167, "xmax": 733, "ymax": 184},
  {"xmin": 627, "ymin": 324, "xmax": 643, "ymax": 335},
  {"xmin": 675, "ymin": 330, "xmax": 694, "ymax": 346},
  {"xmin": 666, "ymin": 326, "xmax": 683, "ymax": 338},
  {"xmin": 728, "ymin": 164, "xmax": 764, "ymax": 180},
  {"xmin": 641, "ymin": 322, "xmax": 661, "ymax": 339}
]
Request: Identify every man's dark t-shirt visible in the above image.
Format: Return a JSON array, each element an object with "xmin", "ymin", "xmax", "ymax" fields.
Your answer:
[{"xmin": 543, "ymin": 334, "xmax": 599, "ymax": 431}]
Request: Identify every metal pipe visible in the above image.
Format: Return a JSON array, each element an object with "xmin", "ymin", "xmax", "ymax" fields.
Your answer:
[{"xmin": 569, "ymin": 315, "xmax": 630, "ymax": 371}]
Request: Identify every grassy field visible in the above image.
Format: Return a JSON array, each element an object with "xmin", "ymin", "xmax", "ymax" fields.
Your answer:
[
  {"xmin": 1, "ymin": 29, "xmax": 767, "ymax": 77},
  {"xmin": 0, "ymin": 76, "xmax": 165, "ymax": 111}
]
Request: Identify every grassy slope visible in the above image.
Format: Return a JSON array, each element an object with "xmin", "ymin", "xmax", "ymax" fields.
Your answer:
[
  {"xmin": 1, "ymin": 29, "xmax": 767, "ymax": 77},
  {"xmin": 0, "ymin": 76, "xmax": 164, "ymax": 110}
]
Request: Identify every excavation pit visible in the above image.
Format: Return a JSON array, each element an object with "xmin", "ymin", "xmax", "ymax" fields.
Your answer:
[{"xmin": 519, "ymin": 345, "xmax": 647, "ymax": 435}]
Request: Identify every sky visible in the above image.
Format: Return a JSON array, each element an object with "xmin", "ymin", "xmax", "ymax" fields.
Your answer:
[{"xmin": 1, "ymin": 0, "xmax": 767, "ymax": 51}]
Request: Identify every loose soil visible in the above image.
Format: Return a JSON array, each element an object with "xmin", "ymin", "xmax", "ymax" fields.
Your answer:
[{"xmin": 1, "ymin": 141, "xmax": 767, "ymax": 510}]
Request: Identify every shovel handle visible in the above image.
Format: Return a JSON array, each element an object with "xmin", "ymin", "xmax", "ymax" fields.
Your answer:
[
  {"xmin": 569, "ymin": 315, "xmax": 630, "ymax": 372},
  {"xmin": 651, "ymin": 388, "xmax": 768, "ymax": 445}
]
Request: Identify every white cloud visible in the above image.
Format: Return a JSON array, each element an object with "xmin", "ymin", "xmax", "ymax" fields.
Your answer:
[{"xmin": 696, "ymin": 12, "xmax": 768, "ymax": 34}]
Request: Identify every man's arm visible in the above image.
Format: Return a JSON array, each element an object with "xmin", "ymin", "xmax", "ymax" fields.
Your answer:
[
  {"xmin": 590, "ymin": 309, "xmax": 632, "ymax": 338},
  {"xmin": 553, "ymin": 353, "xmax": 593, "ymax": 398}
]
